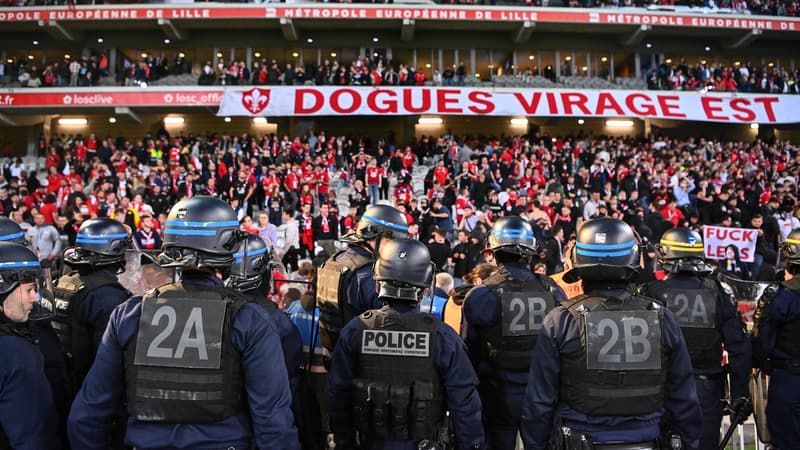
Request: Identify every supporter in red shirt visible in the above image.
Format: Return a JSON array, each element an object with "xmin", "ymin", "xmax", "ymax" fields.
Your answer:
[
  {"xmin": 402, "ymin": 148, "xmax": 416, "ymax": 171},
  {"xmin": 433, "ymin": 160, "xmax": 449, "ymax": 187},
  {"xmin": 659, "ymin": 198, "xmax": 685, "ymax": 228},
  {"xmin": 298, "ymin": 202, "xmax": 315, "ymax": 259},
  {"xmin": 314, "ymin": 164, "xmax": 330, "ymax": 203}
]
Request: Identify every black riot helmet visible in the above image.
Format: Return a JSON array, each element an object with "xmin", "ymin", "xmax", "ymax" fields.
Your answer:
[
  {"xmin": 373, "ymin": 238, "xmax": 434, "ymax": 303},
  {"xmin": 563, "ymin": 217, "xmax": 640, "ymax": 283},
  {"xmin": 0, "ymin": 218, "xmax": 28, "ymax": 245},
  {"xmin": 157, "ymin": 196, "xmax": 244, "ymax": 272},
  {"xmin": 487, "ymin": 216, "xmax": 537, "ymax": 257},
  {"xmin": 341, "ymin": 204, "xmax": 408, "ymax": 244},
  {"xmin": 227, "ymin": 234, "xmax": 272, "ymax": 292},
  {"xmin": 780, "ymin": 228, "xmax": 800, "ymax": 270},
  {"xmin": 656, "ymin": 227, "xmax": 711, "ymax": 274},
  {"xmin": 64, "ymin": 218, "xmax": 130, "ymax": 270},
  {"xmin": 0, "ymin": 242, "xmax": 54, "ymax": 321}
]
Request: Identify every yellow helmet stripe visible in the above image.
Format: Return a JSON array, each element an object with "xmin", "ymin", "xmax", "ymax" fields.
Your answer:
[
  {"xmin": 786, "ymin": 238, "xmax": 800, "ymax": 246},
  {"xmin": 659, "ymin": 239, "xmax": 704, "ymax": 249}
]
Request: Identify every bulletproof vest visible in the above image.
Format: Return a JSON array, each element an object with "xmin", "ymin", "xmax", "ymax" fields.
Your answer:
[
  {"xmin": 316, "ymin": 248, "xmax": 373, "ymax": 352},
  {"xmin": 481, "ymin": 268, "xmax": 557, "ymax": 372},
  {"xmin": 354, "ymin": 310, "xmax": 445, "ymax": 442},
  {"xmin": 776, "ymin": 280, "xmax": 800, "ymax": 356},
  {"xmin": 123, "ymin": 283, "xmax": 249, "ymax": 423},
  {"xmin": 645, "ymin": 277, "xmax": 721, "ymax": 370},
  {"xmin": 52, "ymin": 271, "xmax": 128, "ymax": 384},
  {"xmin": 559, "ymin": 293, "xmax": 668, "ymax": 417}
]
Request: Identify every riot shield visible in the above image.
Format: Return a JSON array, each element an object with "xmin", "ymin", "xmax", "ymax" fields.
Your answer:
[
  {"xmin": 716, "ymin": 272, "xmax": 773, "ymax": 331},
  {"xmin": 117, "ymin": 250, "xmax": 174, "ymax": 296},
  {"xmin": 717, "ymin": 272, "xmax": 774, "ymax": 444}
]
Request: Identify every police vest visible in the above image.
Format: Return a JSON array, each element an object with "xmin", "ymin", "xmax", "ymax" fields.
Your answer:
[
  {"xmin": 482, "ymin": 268, "xmax": 557, "ymax": 372},
  {"xmin": 644, "ymin": 277, "xmax": 721, "ymax": 370},
  {"xmin": 316, "ymin": 248, "xmax": 373, "ymax": 352},
  {"xmin": 52, "ymin": 272, "xmax": 129, "ymax": 386},
  {"xmin": 776, "ymin": 279, "xmax": 800, "ymax": 357},
  {"xmin": 560, "ymin": 293, "xmax": 667, "ymax": 417},
  {"xmin": 355, "ymin": 310, "xmax": 444, "ymax": 442},
  {"xmin": 123, "ymin": 283, "xmax": 249, "ymax": 423}
]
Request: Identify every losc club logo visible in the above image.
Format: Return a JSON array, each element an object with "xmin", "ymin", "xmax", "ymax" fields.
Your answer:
[
  {"xmin": 241, "ymin": 88, "xmax": 270, "ymax": 115},
  {"xmin": 62, "ymin": 95, "xmax": 72, "ymax": 105}
]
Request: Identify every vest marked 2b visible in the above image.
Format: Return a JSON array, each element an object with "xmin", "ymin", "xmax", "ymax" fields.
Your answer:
[{"xmin": 560, "ymin": 294, "xmax": 667, "ymax": 417}]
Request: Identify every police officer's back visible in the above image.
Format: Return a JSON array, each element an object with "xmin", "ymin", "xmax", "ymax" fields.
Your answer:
[
  {"xmin": 317, "ymin": 204, "xmax": 408, "ymax": 352},
  {"xmin": 67, "ymin": 196, "xmax": 300, "ymax": 450},
  {"xmin": 328, "ymin": 238, "xmax": 486, "ymax": 450},
  {"xmin": 0, "ymin": 242, "xmax": 61, "ymax": 450},
  {"xmin": 52, "ymin": 218, "xmax": 131, "ymax": 392},
  {"xmin": 521, "ymin": 218, "xmax": 702, "ymax": 450},
  {"xmin": 227, "ymin": 234, "xmax": 314, "ymax": 448},
  {"xmin": 462, "ymin": 216, "xmax": 566, "ymax": 450},
  {"xmin": 753, "ymin": 228, "xmax": 800, "ymax": 449},
  {"xmin": 640, "ymin": 228, "xmax": 752, "ymax": 450}
]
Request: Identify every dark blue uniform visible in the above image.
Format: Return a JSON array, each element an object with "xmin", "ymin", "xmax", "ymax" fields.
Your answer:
[
  {"xmin": 29, "ymin": 319, "xmax": 71, "ymax": 449},
  {"xmin": 67, "ymin": 273, "xmax": 300, "ymax": 450},
  {"xmin": 77, "ymin": 271, "xmax": 131, "ymax": 353},
  {"xmin": 328, "ymin": 303, "xmax": 486, "ymax": 450},
  {"xmin": 521, "ymin": 287, "xmax": 703, "ymax": 450},
  {"xmin": 755, "ymin": 282, "xmax": 800, "ymax": 450},
  {"xmin": 263, "ymin": 302, "xmax": 306, "ymax": 440},
  {"xmin": 0, "ymin": 321, "xmax": 61, "ymax": 450},
  {"xmin": 642, "ymin": 274, "xmax": 751, "ymax": 450},
  {"xmin": 269, "ymin": 307, "xmax": 305, "ymax": 380},
  {"xmin": 462, "ymin": 264, "xmax": 567, "ymax": 450}
]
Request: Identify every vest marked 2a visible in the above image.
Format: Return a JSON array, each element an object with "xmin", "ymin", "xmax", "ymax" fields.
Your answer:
[
  {"xmin": 124, "ymin": 283, "xmax": 249, "ymax": 423},
  {"xmin": 645, "ymin": 277, "xmax": 721, "ymax": 370}
]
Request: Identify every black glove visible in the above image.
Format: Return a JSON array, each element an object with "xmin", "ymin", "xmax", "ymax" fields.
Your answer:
[{"xmin": 730, "ymin": 397, "xmax": 753, "ymax": 424}]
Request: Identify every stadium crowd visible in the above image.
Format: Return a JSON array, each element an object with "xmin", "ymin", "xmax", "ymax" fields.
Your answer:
[
  {"xmin": 3, "ymin": 52, "xmax": 799, "ymax": 97},
  {"xmin": 2, "ymin": 127, "xmax": 798, "ymax": 287},
  {"xmin": 647, "ymin": 59, "xmax": 800, "ymax": 94}
]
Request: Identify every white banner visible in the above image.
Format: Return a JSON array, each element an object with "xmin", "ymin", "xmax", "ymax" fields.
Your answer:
[
  {"xmin": 217, "ymin": 86, "xmax": 800, "ymax": 124},
  {"xmin": 703, "ymin": 225, "xmax": 759, "ymax": 262}
]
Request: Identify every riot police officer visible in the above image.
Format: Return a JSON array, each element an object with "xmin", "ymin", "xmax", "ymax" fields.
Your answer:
[
  {"xmin": 227, "ymin": 234, "xmax": 314, "ymax": 448},
  {"xmin": 754, "ymin": 228, "xmax": 800, "ymax": 448},
  {"xmin": 53, "ymin": 218, "xmax": 131, "ymax": 392},
  {"xmin": 462, "ymin": 216, "xmax": 567, "ymax": 450},
  {"xmin": 0, "ymin": 217, "xmax": 28, "ymax": 245},
  {"xmin": 521, "ymin": 217, "xmax": 702, "ymax": 449},
  {"xmin": 67, "ymin": 196, "xmax": 299, "ymax": 450},
  {"xmin": 317, "ymin": 204, "xmax": 408, "ymax": 352},
  {"xmin": 328, "ymin": 238, "xmax": 486, "ymax": 450},
  {"xmin": 0, "ymin": 242, "xmax": 61, "ymax": 450},
  {"xmin": 640, "ymin": 228, "xmax": 752, "ymax": 450}
]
